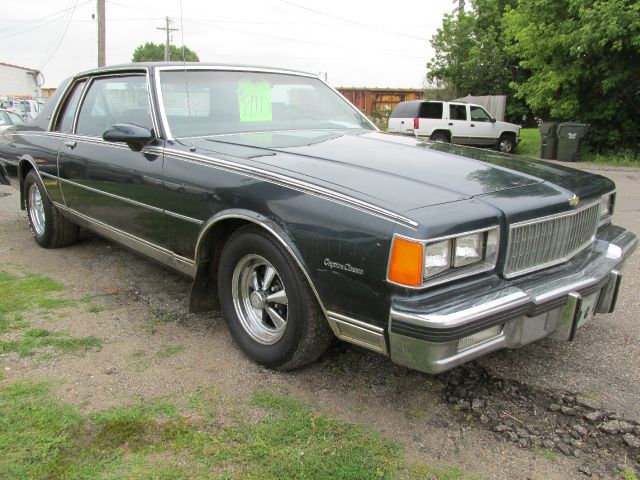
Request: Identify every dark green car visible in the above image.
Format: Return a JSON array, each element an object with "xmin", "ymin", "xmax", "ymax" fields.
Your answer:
[{"xmin": 0, "ymin": 63, "xmax": 636, "ymax": 374}]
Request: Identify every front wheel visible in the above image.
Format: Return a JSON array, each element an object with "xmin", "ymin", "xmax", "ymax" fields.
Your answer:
[
  {"xmin": 497, "ymin": 134, "xmax": 516, "ymax": 154},
  {"xmin": 24, "ymin": 169, "xmax": 78, "ymax": 248},
  {"xmin": 217, "ymin": 225, "xmax": 333, "ymax": 370}
]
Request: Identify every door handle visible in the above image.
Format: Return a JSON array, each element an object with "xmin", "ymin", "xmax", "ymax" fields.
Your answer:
[
  {"xmin": 448, "ymin": 122, "xmax": 453, "ymax": 126},
  {"xmin": 470, "ymin": 124, "xmax": 475, "ymax": 127},
  {"xmin": 400, "ymin": 121, "xmax": 404, "ymax": 124},
  {"xmin": 64, "ymin": 140, "xmax": 77, "ymax": 149}
]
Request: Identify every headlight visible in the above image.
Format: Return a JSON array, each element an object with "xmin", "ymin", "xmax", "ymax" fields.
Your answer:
[
  {"xmin": 453, "ymin": 233, "xmax": 483, "ymax": 267},
  {"xmin": 599, "ymin": 192, "xmax": 614, "ymax": 219},
  {"xmin": 424, "ymin": 240, "xmax": 451, "ymax": 277},
  {"xmin": 387, "ymin": 227, "xmax": 500, "ymax": 288}
]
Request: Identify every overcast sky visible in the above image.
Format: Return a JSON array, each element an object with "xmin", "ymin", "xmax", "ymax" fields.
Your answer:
[{"xmin": 1, "ymin": 0, "xmax": 455, "ymax": 89}]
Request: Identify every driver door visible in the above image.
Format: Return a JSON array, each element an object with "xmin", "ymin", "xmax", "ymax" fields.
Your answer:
[
  {"xmin": 469, "ymin": 105, "xmax": 497, "ymax": 146},
  {"xmin": 57, "ymin": 74, "xmax": 169, "ymax": 248}
]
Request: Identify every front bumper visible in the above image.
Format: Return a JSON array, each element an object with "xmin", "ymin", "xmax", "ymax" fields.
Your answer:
[{"xmin": 388, "ymin": 224, "xmax": 637, "ymax": 374}]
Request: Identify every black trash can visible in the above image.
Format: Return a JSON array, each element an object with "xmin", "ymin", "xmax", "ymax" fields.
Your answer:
[
  {"xmin": 557, "ymin": 123, "xmax": 590, "ymax": 162},
  {"xmin": 539, "ymin": 122, "xmax": 558, "ymax": 159}
]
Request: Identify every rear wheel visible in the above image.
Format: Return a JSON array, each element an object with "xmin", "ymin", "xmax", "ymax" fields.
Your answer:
[
  {"xmin": 497, "ymin": 134, "xmax": 516, "ymax": 154},
  {"xmin": 217, "ymin": 225, "xmax": 333, "ymax": 370},
  {"xmin": 24, "ymin": 169, "xmax": 78, "ymax": 248},
  {"xmin": 430, "ymin": 132, "xmax": 449, "ymax": 143}
]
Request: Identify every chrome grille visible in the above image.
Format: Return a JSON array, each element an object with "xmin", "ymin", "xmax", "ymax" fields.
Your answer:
[{"xmin": 504, "ymin": 202, "xmax": 600, "ymax": 277}]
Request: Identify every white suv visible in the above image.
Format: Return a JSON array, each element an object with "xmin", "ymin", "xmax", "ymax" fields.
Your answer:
[{"xmin": 388, "ymin": 100, "xmax": 521, "ymax": 154}]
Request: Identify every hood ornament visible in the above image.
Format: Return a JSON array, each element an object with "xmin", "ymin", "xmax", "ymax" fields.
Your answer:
[{"xmin": 569, "ymin": 194, "xmax": 580, "ymax": 206}]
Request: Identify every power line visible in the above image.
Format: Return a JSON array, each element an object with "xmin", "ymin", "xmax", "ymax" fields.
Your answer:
[
  {"xmin": 276, "ymin": 0, "xmax": 428, "ymax": 41},
  {"xmin": 0, "ymin": 0, "xmax": 92, "ymax": 34},
  {"xmin": 39, "ymin": 0, "xmax": 79, "ymax": 70}
]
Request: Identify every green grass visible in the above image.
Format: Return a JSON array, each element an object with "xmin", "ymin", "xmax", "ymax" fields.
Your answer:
[
  {"xmin": 0, "ymin": 328, "xmax": 102, "ymax": 357},
  {"xmin": 0, "ymin": 270, "xmax": 67, "ymax": 333},
  {"xmin": 87, "ymin": 304, "xmax": 105, "ymax": 314},
  {"xmin": 517, "ymin": 128, "xmax": 541, "ymax": 158},
  {"xmin": 619, "ymin": 468, "xmax": 638, "ymax": 480},
  {"xmin": 143, "ymin": 313, "xmax": 176, "ymax": 334},
  {"xmin": 0, "ymin": 382, "xmax": 471, "ymax": 480},
  {"xmin": 155, "ymin": 345, "xmax": 186, "ymax": 358},
  {"xmin": 129, "ymin": 350, "xmax": 151, "ymax": 372}
]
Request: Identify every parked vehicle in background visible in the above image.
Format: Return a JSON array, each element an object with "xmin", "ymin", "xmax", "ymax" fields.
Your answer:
[
  {"xmin": 0, "ymin": 63, "xmax": 636, "ymax": 375},
  {"xmin": 0, "ymin": 108, "xmax": 25, "ymax": 132},
  {"xmin": 389, "ymin": 100, "xmax": 521, "ymax": 153}
]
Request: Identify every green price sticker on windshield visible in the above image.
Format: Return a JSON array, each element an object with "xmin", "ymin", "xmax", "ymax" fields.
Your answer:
[{"xmin": 238, "ymin": 80, "xmax": 272, "ymax": 122}]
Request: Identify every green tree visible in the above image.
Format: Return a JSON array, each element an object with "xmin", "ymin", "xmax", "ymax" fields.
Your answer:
[
  {"xmin": 504, "ymin": 0, "xmax": 640, "ymax": 150},
  {"xmin": 426, "ymin": 0, "xmax": 528, "ymax": 122},
  {"xmin": 131, "ymin": 42, "xmax": 199, "ymax": 62}
]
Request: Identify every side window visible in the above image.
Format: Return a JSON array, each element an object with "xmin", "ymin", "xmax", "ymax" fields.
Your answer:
[
  {"xmin": 389, "ymin": 103, "xmax": 407, "ymax": 118},
  {"xmin": 76, "ymin": 75, "xmax": 153, "ymax": 138},
  {"xmin": 8, "ymin": 112, "xmax": 25, "ymax": 125},
  {"xmin": 54, "ymin": 80, "xmax": 87, "ymax": 132},
  {"xmin": 449, "ymin": 104, "xmax": 467, "ymax": 121},
  {"xmin": 470, "ymin": 106, "xmax": 492, "ymax": 122},
  {"xmin": 0, "ymin": 111, "xmax": 9, "ymax": 125},
  {"xmin": 419, "ymin": 102, "xmax": 443, "ymax": 119}
]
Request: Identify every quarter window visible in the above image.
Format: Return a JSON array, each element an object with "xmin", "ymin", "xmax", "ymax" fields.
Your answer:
[
  {"xmin": 419, "ymin": 102, "xmax": 443, "ymax": 119},
  {"xmin": 54, "ymin": 79, "xmax": 86, "ymax": 132},
  {"xmin": 449, "ymin": 104, "xmax": 467, "ymax": 121},
  {"xmin": 76, "ymin": 75, "xmax": 153, "ymax": 138}
]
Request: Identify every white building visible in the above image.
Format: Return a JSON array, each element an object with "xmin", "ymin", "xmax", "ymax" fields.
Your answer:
[{"xmin": 0, "ymin": 62, "xmax": 43, "ymax": 99}]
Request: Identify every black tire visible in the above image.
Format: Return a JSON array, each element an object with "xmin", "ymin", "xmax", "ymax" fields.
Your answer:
[
  {"xmin": 24, "ymin": 169, "xmax": 78, "ymax": 248},
  {"xmin": 497, "ymin": 134, "xmax": 516, "ymax": 154},
  {"xmin": 430, "ymin": 132, "xmax": 449, "ymax": 143},
  {"xmin": 217, "ymin": 225, "xmax": 333, "ymax": 370}
]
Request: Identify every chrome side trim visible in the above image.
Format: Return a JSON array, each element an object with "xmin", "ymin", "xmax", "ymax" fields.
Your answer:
[
  {"xmin": 39, "ymin": 171, "xmax": 58, "ymax": 180},
  {"xmin": 53, "ymin": 202, "xmax": 196, "ymax": 277},
  {"xmin": 194, "ymin": 213, "xmax": 328, "ymax": 316},
  {"xmin": 58, "ymin": 177, "xmax": 164, "ymax": 213},
  {"xmin": 327, "ymin": 311, "xmax": 388, "ymax": 355},
  {"xmin": 159, "ymin": 147, "xmax": 418, "ymax": 229},
  {"xmin": 164, "ymin": 209, "xmax": 203, "ymax": 225}
]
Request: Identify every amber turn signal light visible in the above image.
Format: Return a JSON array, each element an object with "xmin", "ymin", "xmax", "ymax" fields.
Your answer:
[{"xmin": 388, "ymin": 237, "xmax": 423, "ymax": 287}]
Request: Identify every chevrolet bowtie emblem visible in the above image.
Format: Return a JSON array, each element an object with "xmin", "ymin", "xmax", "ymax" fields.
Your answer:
[{"xmin": 569, "ymin": 194, "xmax": 580, "ymax": 206}]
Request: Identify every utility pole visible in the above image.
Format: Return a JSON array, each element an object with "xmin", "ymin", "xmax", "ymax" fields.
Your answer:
[
  {"xmin": 157, "ymin": 17, "xmax": 178, "ymax": 61},
  {"xmin": 97, "ymin": 0, "xmax": 105, "ymax": 66},
  {"xmin": 452, "ymin": 0, "xmax": 465, "ymax": 15}
]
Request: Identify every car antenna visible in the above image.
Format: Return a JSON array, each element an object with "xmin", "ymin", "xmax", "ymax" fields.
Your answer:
[{"xmin": 178, "ymin": 0, "xmax": 196, "ymax": 152}]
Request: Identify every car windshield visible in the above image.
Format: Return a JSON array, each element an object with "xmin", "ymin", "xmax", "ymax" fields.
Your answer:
[{"xmin": 158, "ymin": 70, "xmax": 374, "ymax": 137}]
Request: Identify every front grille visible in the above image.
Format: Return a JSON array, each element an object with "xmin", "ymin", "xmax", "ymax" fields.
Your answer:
[{"xmin": 504, "ymin": 202, "xmax": 600, "ymax": 277}]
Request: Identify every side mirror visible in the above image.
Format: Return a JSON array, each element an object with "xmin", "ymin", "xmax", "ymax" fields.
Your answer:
[
  {"xmin": 103, "ymin": 123, "xmax": 153, "ymax": 151},
  {"xmin": 491, "ymin": 118, "xmax": 496, "ymax": 123}
]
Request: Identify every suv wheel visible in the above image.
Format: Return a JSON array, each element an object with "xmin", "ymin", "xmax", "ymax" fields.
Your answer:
[
  {"xmin": 431, "ymin": 132, "xmax": 449, "ymax": 143},
  {"xmin": 497, "ymin": 134, "xmax": 516, "ymax": 154}
]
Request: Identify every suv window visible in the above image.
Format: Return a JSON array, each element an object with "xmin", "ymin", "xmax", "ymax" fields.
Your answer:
[
  {"xmin": 55, "ymin": 80, "xmax": 87, "ymax": 132},
  {"xmin": 0, "ymin": 111, "xmax": 9, "ymax": 126},
  {"xmin": 419, "ymin": 102, "xmax": 443, "ymax": 119},
  {"xmin": 389, "ymin": 103, "xmax": 407, "ymax": 118},
  {"xmin": 470, "ymin": 106, "xmax": 492, "ymax": 122},
  {"xmin": 449, "ymin": 104, "xmax": 467, "ymax": 121},
  {"xmin": 76, "ymin": 75, "xmax": 152, "ymax": 137}
]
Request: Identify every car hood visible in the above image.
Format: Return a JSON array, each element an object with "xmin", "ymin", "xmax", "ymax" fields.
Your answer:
[{"xmin": 181, "ymin": 130, "xmax": 611, "ymax": 214}]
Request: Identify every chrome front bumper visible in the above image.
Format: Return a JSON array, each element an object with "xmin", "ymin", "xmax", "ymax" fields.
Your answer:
[{"xmin": 388, "ymin": 224, "xmax": 637, "ymax": 374}]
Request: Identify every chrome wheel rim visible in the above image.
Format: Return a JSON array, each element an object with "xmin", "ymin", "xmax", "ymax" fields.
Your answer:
[
  {"xmin": 28, "ymin": 184, "xmax": 45, "ymax": 236},
  {"xmin": 499, "ymin": 139, "xmax": 512, "ymax": 153},
  {"xmin": 232, "ymin": 254, "xmax": 288, "ymax": 345}
]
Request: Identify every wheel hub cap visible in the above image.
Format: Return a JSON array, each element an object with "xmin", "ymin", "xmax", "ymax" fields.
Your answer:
[
  {"xmin": 250, "ymin": 291, "xmax": 266, "ymax": 310},
  {"xmin": 231, "ymin": 254, "xmax": 289, "ymax": 345},
  {"xmin": 28, "ymin": 184, "xmax": 45, "ymax": 236}
]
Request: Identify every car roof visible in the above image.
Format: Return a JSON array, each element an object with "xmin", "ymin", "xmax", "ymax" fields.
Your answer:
[{"xmin": 74, "ymin": 62, "xmax": 317, "ymax": 78}]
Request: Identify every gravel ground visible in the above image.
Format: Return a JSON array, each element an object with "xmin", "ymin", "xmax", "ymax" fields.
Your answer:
[{"xmin": 0, "ymin": 162, "xmax": 638, "ymax": 479}]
